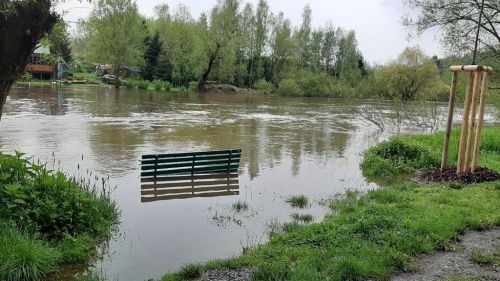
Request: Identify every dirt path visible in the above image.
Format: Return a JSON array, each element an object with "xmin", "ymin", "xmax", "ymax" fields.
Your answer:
[{"xmin": 391, "ymin": 228, "xmax": 500, "ymax": 281}]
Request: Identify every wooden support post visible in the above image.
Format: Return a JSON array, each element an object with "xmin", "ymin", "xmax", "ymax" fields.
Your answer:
[
  {"xmin": 441, "ymin": 72, "xmax": 458, "ymax": 171},
  {"xmin": 463, "ymin": 70, "xmax": 482, "ymax": 173},
  {"xmin": 471, "ymin": 71, "xmax": 490, "ymax": 172},
  {"xmin": 457, "ymin": 72, "xmax": 474, "ymax": 174}
]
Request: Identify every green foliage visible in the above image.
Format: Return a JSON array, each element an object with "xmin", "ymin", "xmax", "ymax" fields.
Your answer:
[
  {"xmin": 278, "ymin": 79, "xmax": 302, "ymax": 96},
  {"xmin": 188, "ymin": 81, "xmax": 198, "ymax": 92},
  {"xmin": 0, "ymin": 153, "xmax": 119, "ymax": 281},
  {"xmin": 0, "ymin": 221, "xmax": 60, "ymax": 281},
  {"xmin": 290, "ymin": 213, "xmax": 314, "ymax": 223},
  {"xmin": 19, "ymin": 72, "xmax": 33, "ymax": 82},
  {"xmin": 137, "ymin": 80, "xmax": 150, "ymax": 90},
  {"xmin": 469, "ymin": 250, "xmax": 499, "ymax": 265},
  {"xmin": 253, "ymin": 79, "xmax": 274, "ymax": 93},
  {"xmin": 232, "ymin": 201, "xmax": 249, "ymax": 212},
  {"xmin": 362, "ymin": 137, "xmax": 439, "ymax": 177},
  {"xmin": 373, "ymin": 47, "xmax": 444, "ymax": 101},
  {"xmin": 286, "ymin": 195, "xmax": 309, "ymax": 208},
  {"xmin": 295, "ymin": 70, "xmax": 336, "ymax": 97}
]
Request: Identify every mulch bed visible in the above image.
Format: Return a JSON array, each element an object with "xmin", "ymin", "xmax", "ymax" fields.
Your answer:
[{"xmin": 416, "ymin": 167, "xmax": 500, "ymax": 184}]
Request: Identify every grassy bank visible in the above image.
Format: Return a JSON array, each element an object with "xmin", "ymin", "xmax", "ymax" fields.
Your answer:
[
  {"xmin": 162, "ymin": 127, "xmax": 500, "ymax": 281},
  {"xmin": 0, "ymin": 153, "xmax": 119, "ymax": 281}
]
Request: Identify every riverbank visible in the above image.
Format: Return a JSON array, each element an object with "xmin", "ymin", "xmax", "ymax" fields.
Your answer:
[
  {"xmin": 0, "ymin": 154, "xmax": 119, "ymax": 281},
  {"xmin": 161, "ymin": 127, "xmax": 500, "ymax": 281}
]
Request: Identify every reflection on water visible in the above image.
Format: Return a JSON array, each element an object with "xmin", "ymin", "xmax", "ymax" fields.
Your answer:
[{"xmin": 1, "ymin": 86, "xmax": 498, "ymax": 281}]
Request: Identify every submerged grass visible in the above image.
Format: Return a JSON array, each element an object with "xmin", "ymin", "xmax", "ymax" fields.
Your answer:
[
  {"xmin": 162, "ymin": 127, "xmax": 500, "ymax": 281},
  {"xmin": 286, "ymin": 195, "xmax": 309, "ymax": 208}
]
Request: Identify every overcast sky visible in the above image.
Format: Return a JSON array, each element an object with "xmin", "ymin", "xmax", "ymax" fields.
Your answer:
[{"xmin": 57, "ymin": 0, "xmax": 443, "ymax": 65}]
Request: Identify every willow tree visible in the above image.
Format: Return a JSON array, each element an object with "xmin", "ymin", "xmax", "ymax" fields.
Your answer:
[
  {"xmin": 85, "ymin": 0, "xmax": 144, "ymax": 88},
  {"xmin": 0, "ymin": 0, "xmax": 58, "ymax": 120},
  {"xmin": 197, "ymin": 0, "xmax": 240, "ymax": 91}
]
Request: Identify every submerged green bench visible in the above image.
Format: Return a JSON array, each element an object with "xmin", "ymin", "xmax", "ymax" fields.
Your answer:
[{"xmin": 140, "ymin": 149, "xmax": 241, "ymax": 202}]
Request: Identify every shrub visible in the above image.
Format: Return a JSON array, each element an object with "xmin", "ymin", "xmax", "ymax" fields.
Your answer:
[
  {"xmin": 254, "ymin": 79, "xmax": 274, "ymax": 93},
  {"xmin": 188, "ymin": 81, "xmax": 198, "ymax": 92},
  {"xmin": 362, "ymin": 137, "xmax": 439, "ymax": 177},
  {"xmin": 137, "ymin": 80, "xmax": 150, "ymax": 90},
  {"xmin": 152, "ymin": 79, "xmax": 164, "ymax": 90},
  {"xmin": 278, "ymin": 79, "xmax": 302, "ymax": 96},
  {"xmin": 295, "ymin": 70, "xmax": 335, "ymax": 97},
  {"xmin": 19, "ymin": 72, "xmax": 33, "ymax": 82},
  {"xmin": 164, "ymin": 81, "xmax": 172, "ymax": 91},
  {"xmin": 0, "ymin": 153, "xmax": 118, "ymax": 240},
  {"xmin": 126, "ymin": 79, "xmax": 138, "ymax": 89}
]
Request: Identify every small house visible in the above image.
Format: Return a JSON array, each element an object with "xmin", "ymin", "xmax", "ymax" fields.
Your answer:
[{"xmin": 26, "ymin": 45, "xmax": 55, "ymax": 80}]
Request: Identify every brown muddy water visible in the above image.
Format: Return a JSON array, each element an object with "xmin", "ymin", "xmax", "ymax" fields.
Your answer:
[{"xmin": 0, "ymin": 86, "xmax": 497, "ymax": 281}]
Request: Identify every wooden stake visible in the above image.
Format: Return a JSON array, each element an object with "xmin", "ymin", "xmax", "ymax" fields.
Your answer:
[
  {"xmin": 463, "ymin": 70, "xmax": 482, "ymax": 173},
  {"xmin": 441, "ymin": 72, "xmax": 458, "ymax": 171},
  {"xmin": 471, "ymin": 71, "xmax": 490, "ymax": 172},
  {"xmin": 457, "ymin": 72, "xmax": 474, "ymax": 174}
]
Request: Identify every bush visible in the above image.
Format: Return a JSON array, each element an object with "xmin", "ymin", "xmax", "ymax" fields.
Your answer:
[
  {"xmin": 152, "ymin": 80, "xmax": 164, "ymax": 91},
  {"xmin": 164, "ymin": 81, "xmax": 172, "ymax": 91},
  {"xmin": 126, "ymin": 79, "xmax": 138, "ymax": 89},
  {"xmin": 0, "ymin": 153, "xmax": 119, "ymax": 281},
  {"xmin": 19, "ymin": 72, "xmax": 33, "ymax": 82},
  {"xmin": 137, "ymin": 80, "xmax": 150, "ymax": 90},
  {"xmin": 254, "ymin": 79, "xmax": 274, "ymax": 93},
  {"xmin": 188, "ymin": 81, "xmax": 198, "ymax": 92},
  {"xmin": 295, "ymin": 70, "xmax": 335, "ymax": 97},
  {"xmin": 278, "ymin": 79, "xmax": 302, "ymax": 96},
  {"xmin": 362, "ymin": 137, "xmax": 439, "ymax": 177}
]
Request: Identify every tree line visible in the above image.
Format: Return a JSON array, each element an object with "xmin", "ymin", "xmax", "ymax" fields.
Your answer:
[{"xmin": 76, "ymin": 0, "xmax": 366, "ymax": 91}]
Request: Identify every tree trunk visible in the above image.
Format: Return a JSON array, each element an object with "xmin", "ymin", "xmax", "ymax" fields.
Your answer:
[
  {"xmin": 114, "ymin": 66, "xmax": 121, "ymax": 89},
  {"xmin": 0, "ymin": 0, "xmax": 58, "ymax": 120},
  {"xmin": 198, "ymin": 45, "xmax": 220, "ymax": 92}
]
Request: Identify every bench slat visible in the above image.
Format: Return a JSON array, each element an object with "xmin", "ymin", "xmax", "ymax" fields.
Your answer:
[
  {"xmin": 141, "ymin": 191, "xmax": 239, "ymax": 202},
  {"xmin": 141, "ymin": 179, "xmax": 239, "ymax": 189},
  {"xmin": 141, "ymin": 165, "xmax": 239, "ymax": 177},
  {"xmin": 142, "ymin": 149, "xmax": 241, "ymax": 160},
  {"xmin": 141, "ymin": 154, "xmax": 241, "ymax": 165},
  {"xmin": 141, "ymin": 185, "xmax": 239, "ymax": 196},
  {"xmin": 141, "ymin": 173, "xmax": 238, "ymax": 183},
  {"xmin": 141, "ymin": 159, "xmax": 241, "ymax": 171}
]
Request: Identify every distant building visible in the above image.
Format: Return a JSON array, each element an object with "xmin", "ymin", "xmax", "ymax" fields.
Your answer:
[{"xmin": 26, "ymin": 45, "xmax": 55, "ymax": 80}]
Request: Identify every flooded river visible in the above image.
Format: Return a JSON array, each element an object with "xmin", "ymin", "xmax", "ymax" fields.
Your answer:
[{"xmin": 0, "ymin": 86, "xmax": 497, "ymax": 281}]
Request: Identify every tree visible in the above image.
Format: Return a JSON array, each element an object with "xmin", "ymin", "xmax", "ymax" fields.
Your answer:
[
  {"xmin": 197, "ymin": 0, "xmax": 240, "ymax": 91},
  {"xmin": 375, "ymin": 47, "xmax": 442, "ymax": 101},
  {"xmin": 142, "ymin": 32, "xmax": 162, "ymax": 81},
  {"xmin": 85, "ymin": 0, "xmax": 144, "ymax": 88},
  {"xmin": 296, "ymin": 5, "xmax": 312, "ymax": 68},
  {"xmin": 47, "ymin": 20, "xmax": 73, "ymax": 63},
  {"xmin": 404, "ymin": 0, "xmax": 500, "ymax": 61}
]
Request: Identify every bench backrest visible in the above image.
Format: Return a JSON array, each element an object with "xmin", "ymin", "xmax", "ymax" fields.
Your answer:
[{"xmin": 140, "ymin": 149, "xmax": 241, "ymax": 202}]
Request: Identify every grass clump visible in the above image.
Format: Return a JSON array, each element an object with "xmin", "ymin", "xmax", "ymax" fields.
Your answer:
[
  {"xmin": 290, "ymin": 213, "xmax": 314, "ymax": 223},
  {"xmin": 362, "ymin": 137, "xmax": 438, "ymax": 177},
  {"xmin": 0, "ymin": 152, "xmax": 119, "ymax": 281},
  {"xmin": 449, "ymin": 182, "xmax": 465, "ymax": 190},
  {"xmin": 232, "ymin": 201, "xmax": 249, "ymax": 212},
  {"xmin": 469, "ymin": 249, "xmax": 499, "ymax": 265},
  {"xmin": 286, "ymin": 195, "xmax": 309, "ymax": 208}
]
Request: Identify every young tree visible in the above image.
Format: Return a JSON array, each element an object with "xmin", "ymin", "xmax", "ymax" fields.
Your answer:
[
  {"xmin": 0, "ymin": 0, "xmax": 58, "ymax": 120},
  {"xmin": 296, "ymin": 5, "xmax": 312, "ymax": 68},
  {"xmin": 404, "ymin": 0, "xmax": 500, "ymax": 60},
  {"xmin": 47, "ymin": 20, "xmax": 73, "ymax": 63},
  {"xmin": 85, "ymin": 0, "xmax": 144, "ymax": 88}
]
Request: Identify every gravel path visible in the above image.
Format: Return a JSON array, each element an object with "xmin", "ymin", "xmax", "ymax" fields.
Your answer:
[
  {"xmin": 193, "ymin": 267, "xmax": 257, "ymax": 281},
  {"xmin": 391, "ymin": 228, "xmax": 500, "ymax": 281}
]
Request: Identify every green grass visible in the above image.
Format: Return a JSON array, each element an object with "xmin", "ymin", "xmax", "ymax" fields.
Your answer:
[
  {"xmin": 469, "ymin": 249, "xmax": 500, "ymax": 265},
  {"xmin": 232, "ymin": 201, "xmax": 249, "ymax": 212},
  {"xmin": 161, "ymin": 127, "xmax": 500, "ymax": 281},
  {"xmin": 0, "ymin": 153, "xmax": 119, "ymax": 281},
  {"xmin": 290, "ymin": 213, "xmax": 314, "ymax": 223},
  {"xmin": 362, "ymin": 127, "xmax": 500, "ymax": 177},
  {"xmin": 286, "ymin": 195, "xmax": 309, "ymax": 208}
]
